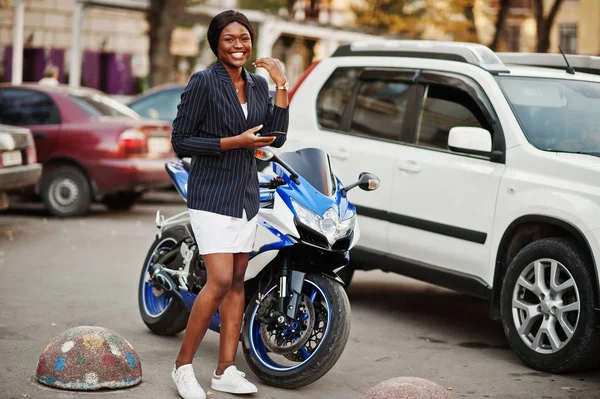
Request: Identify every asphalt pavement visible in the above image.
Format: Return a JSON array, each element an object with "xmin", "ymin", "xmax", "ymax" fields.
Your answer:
[{"xmin": 1, "ymin": 193, "xmax": 599, "ymax": 399}]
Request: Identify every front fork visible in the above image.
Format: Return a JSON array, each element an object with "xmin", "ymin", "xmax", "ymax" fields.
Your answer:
[
  {"xmin": 280, "ymin": 257, "xmax": 305, "ymax": 320},
  {"xmin": 258, "ymin": 255, "xmax": 305, "ymax": 325}
]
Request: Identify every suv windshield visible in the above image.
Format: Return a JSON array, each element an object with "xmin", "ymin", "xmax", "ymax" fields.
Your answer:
[
  {"xmin": 70, "ymin": 93, "xmax": 140, "ymax": 119},
  {"xmin": 496, "ymin": 76, "xmax": 600, "ymax": 154}
]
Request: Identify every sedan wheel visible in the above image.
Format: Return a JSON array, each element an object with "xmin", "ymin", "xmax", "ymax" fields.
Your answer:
[
  {"xmin": 41, "ymin": 165, "xmax": 91, "ymax": 217},
  {"xmin": 500, "ymin": 237, "xmax": 600, "ymax": 373},
  {"xmin": 48, "ymin": 177, "xmax": 80, "ymax": 211}
]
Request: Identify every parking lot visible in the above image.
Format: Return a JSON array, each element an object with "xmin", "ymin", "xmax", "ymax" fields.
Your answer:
[{"xmin": 1, "ymin": 194, "xmax": 599, "ymax": 399}]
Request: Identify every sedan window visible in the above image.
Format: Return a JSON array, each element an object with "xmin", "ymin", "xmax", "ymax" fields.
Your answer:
[
  {"xmin": 0, "ymin": 89, "xmax": 61, "ymax": 125},
  {"xmin": 70, "ymin": 93, "xmax": 140, "ymax": 119}
]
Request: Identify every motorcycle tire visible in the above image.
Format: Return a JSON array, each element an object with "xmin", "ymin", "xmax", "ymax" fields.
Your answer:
[
  {"xmin": 241, "ymin": 273, "xmax": 350, "ymax": 388},
  {"xmin": 138, "ymin": 226, "xmax": 189, "ymax": 336}
]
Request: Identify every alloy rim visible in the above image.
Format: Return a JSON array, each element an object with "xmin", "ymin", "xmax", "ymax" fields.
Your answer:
[{"xmin": 512, "ymin": 258, "xmax": 580, "ymax": 354}]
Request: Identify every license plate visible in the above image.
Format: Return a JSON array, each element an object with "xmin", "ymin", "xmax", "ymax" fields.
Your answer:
[
  {"xmin": 2, "ymin": 150, "xmax": 22, "ymax": 167},
  {"xmin": 147, "ymin": 137, "xmax": 170, "ymax": 154}
]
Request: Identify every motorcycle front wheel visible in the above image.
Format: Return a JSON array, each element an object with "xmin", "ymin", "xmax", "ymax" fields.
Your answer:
[{"xmin": 241, "ymin": 273, "xmax": 351, "ymax": 388}]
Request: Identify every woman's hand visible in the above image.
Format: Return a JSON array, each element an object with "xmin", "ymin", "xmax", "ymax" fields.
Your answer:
[
  {"xmin": 253, "ymin": 57, "xmax": 287, "ymax": 86},
  {"xmin": 221, "ymin": 125, "xmax": 275, "ymax": 151}
]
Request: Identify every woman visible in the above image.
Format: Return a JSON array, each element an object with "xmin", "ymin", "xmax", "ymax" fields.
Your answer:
[{"xmin": 169, "ymin": 9, "xmax": 289, "ymax": 399}]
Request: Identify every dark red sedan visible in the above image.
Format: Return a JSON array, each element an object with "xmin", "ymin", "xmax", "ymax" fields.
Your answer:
[{"xmin": 0, "ymin": 83, "xmax": 177, "ymax": 217}]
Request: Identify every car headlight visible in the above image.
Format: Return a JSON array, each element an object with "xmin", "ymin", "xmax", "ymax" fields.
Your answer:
[{"xmin": 291, "ymin": 199, "xmax": 355, "ymax": 245}]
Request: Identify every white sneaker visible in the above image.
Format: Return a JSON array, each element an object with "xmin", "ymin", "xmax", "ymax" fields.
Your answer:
[
  {"xmin": 172, "ymin": 364, "xmax": 206, "ymax": 399},
  {"xmin": 211, "ymin": 365, "xmax": 258, "ymax": 394}
]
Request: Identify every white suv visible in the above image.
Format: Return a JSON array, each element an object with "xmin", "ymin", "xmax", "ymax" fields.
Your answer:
[{"xmin": 284, "ymin": 40, "xmax": 600, "ymax": 374}]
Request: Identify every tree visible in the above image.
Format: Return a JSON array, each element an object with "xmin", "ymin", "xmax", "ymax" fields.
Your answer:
[
  {"xmin": 489, "ymin": 0, "xmax": 510, "ymax": 51},
  {"xmin": 351, "ymin": 0, "xmax": 423, "ymax": 36},
  {"xmin": 352, "ymin": 0, "xmax": 480, "ymax": 40},
  {"xmin": 533, "ymin": 0, "xmax": 565, "ymax": 52},
  {"xmin": 238, "ymin": 0, "xmax": 324, "ymax": 18},
  {"xmin": 147, "ymin": 0, "xmax": 188, "ymax": 87},
  {"xmin": 238, "ymin": 0, "xmax": 293, "ymax": 13}
]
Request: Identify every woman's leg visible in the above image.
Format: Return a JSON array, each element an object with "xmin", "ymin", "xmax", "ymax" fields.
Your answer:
[
  {"xmin": 215, "ymin": 252, "xmax": 249, "ymax": 375},
  {"xmin": 175, "ymin": 253, "xmax": 234, "ymax": 368}
]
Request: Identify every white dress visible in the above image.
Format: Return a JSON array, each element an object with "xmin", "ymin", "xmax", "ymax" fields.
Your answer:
[{"xmin": 189, "ymin": 102, "xmax": 257, "ymax": 255}]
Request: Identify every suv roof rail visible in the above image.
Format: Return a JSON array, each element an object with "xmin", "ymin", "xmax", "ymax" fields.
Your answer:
[
  {"xmin": 331, "ymin": 40, "xmax": 510, "ymax": 74},
  {"xmin": 497, "ymin": 52, "xmax": 600, "ymax": 76}
]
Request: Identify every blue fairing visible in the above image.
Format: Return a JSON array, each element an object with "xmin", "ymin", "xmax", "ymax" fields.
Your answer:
[
  {"xmin": 273, "ymin": 163, "xmax": 356, "ymax": 221},
  {"xmin": 165, "ymin": 161, "xmax": 189, "ymax": 200},
  {"xmin": 249, "ymin": 219, "xmax": 295, "ymax": 261},
  {"xmin": 164, "ymin": 160, "xmax": 356, "ymax": 221}
]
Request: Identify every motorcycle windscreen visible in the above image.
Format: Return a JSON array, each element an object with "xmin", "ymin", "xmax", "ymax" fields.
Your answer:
[{"xmin": 278, "ymin": 148, "xmax": 336, "ymax": 197}]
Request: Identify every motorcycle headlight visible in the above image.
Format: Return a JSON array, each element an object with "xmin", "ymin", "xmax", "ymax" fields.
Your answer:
[
  {"xmin": 291, "ymin": 199, "xmax": 322, "ymax": 232},
  {"xmin": 337, "ymin": 214, "xmax": 356, "ymax": 238},
  {"xmin": 320, "ymin": 208, "xmax": 339, "ymax": 237},
  {"xmin": 291, "ymin": 199, "xmax": 355, "ymax": 245}
]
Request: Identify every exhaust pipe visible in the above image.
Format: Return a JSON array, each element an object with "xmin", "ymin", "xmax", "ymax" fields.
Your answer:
[{"xmin": 149, "ymin": 263, "xmax": 185, "ymax": 304}]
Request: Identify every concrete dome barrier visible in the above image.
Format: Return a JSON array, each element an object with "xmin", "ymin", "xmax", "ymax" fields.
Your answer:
[
  {"xmin": 36, "ymin": 326, "xmax": 142, "ymax": 390},
  {"xmin": 363, "ymin": 376, "xmax": 453, "ymax": 399}
]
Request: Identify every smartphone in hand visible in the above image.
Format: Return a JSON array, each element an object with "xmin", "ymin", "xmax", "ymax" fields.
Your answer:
[{"xmin": 256, "ymin": 131, "xmax": 285, "ymax": 138}]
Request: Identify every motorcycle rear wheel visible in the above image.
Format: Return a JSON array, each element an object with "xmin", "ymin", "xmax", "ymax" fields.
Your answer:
[
  {"xmin": 138, "ymin": 226, "xmax": 189, "ymax": 336},
  {"xmin": 241, "ymin": 273, "xmax": 351, "ymax": 388}
]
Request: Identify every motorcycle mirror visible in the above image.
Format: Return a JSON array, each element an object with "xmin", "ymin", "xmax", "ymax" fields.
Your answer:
[
  {"xmin": 254, "ymin": 147, "xmax": 275, "ymax": 161},
  {"xmin": 341, "ymin": 172, "xmax": 380, "ymax": 196},
  {"xmin": 358, "ymin": 172, "xmax": 380, "ymax": 191}
]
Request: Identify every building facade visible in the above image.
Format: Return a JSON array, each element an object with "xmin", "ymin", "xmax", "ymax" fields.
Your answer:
[
  {"xmin": 0, "ymin": 0, "xmax": 155, "ymax": 93},
  {"xmin": 497, "ymin": 0, "xmax": 599, "ymax": 55}
]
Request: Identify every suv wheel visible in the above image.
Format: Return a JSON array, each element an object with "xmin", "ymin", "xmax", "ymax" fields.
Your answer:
[
  {"xmin": 500, "ymin": 237, "xmax": 600, "ymax": 373},
  {"xmin": 40, "ymin": 165, "xmax": 91, "ymax": 217}
]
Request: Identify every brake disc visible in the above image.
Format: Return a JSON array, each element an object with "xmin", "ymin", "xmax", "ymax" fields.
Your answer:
[
  {"xmin": 284, "ymin": 301, "xmax": 328, "ymax": 361},
  {"xmin": 260, "ymin": 295, "xmax": 315, "ymax": 355}
]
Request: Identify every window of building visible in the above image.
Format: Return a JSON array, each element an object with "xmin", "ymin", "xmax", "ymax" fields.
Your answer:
[
  {"xmin": 350, "ymin": 80, "xmax": 410, "ymax": 141},
  {"xmin": 560, "ymin": 24, "xmax": 578, "ymax": 54},
  {"xmin": 416, "ymin": 84, "xmax": 489, "ymax": 151},
  {"xmin": 0, "ymin": 89, "xmax": 61, "ymax": 126},
  {"xmin": 316, "ymin": 68, "xmax": 360, "ymax": 130}
]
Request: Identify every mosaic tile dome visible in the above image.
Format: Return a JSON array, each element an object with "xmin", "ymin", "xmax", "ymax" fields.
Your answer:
[
  {"xmin": 36, "ymin": 326, "xmax": 142, "ymax": 390},
  {"xmin": 363, "ymin": 377, "xmax": 453, "ymax": 399}
]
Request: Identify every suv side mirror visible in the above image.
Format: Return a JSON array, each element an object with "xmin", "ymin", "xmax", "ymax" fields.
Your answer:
[
  {"xmin": 448, "ymin": 127, "xmax": 492, "ymax": 156},
  {"xmin": 342, "ymin": 172, "xmax": 380, "ymax": 196}
]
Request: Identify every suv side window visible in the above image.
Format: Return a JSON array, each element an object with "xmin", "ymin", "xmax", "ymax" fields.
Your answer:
[
  {"xmin": 0, "ymin": 89, "xmax": 61, "ymax": 126},
  {"xmin": 316, "ymin": 68, "xmax": 360, "ymax": 130},
  {"xmin": 351, "ymin": 80, "xmax": 411, "ymax": 141},
  {"xmin": 416, "ymin": 84, "xmax": 491, "ymax": 151}
]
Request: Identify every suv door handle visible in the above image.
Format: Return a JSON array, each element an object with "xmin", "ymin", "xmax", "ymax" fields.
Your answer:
[
  {"xmin": 33, "ymin": 132, "xmax": 47, "ymax": 139},
  {"xmin": 330, "ymin": 148, "xmax": 349, "ymax": 160},
  {"xmin": 397, "ymin": 160, "xmax": 421, "ymax": 173}
]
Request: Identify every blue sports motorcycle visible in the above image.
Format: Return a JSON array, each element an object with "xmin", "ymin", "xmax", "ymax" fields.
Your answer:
[{"xmin": 138, "ymin": 146, "xmax": 379, "ymax": 388}]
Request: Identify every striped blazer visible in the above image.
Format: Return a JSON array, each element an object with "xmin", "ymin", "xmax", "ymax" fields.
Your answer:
[{"xmin": 171, "ymin": 59, "xmax": 289, "ymax": 219}]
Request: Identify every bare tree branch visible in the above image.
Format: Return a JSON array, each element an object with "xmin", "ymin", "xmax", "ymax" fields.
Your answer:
[
  {"xmin": 489, "ymin": 0, "xmax": 510, "ymax": 50},
  {"xmin": 533, "ymin": 0, "xmax": 565, "ymax": 52}
]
